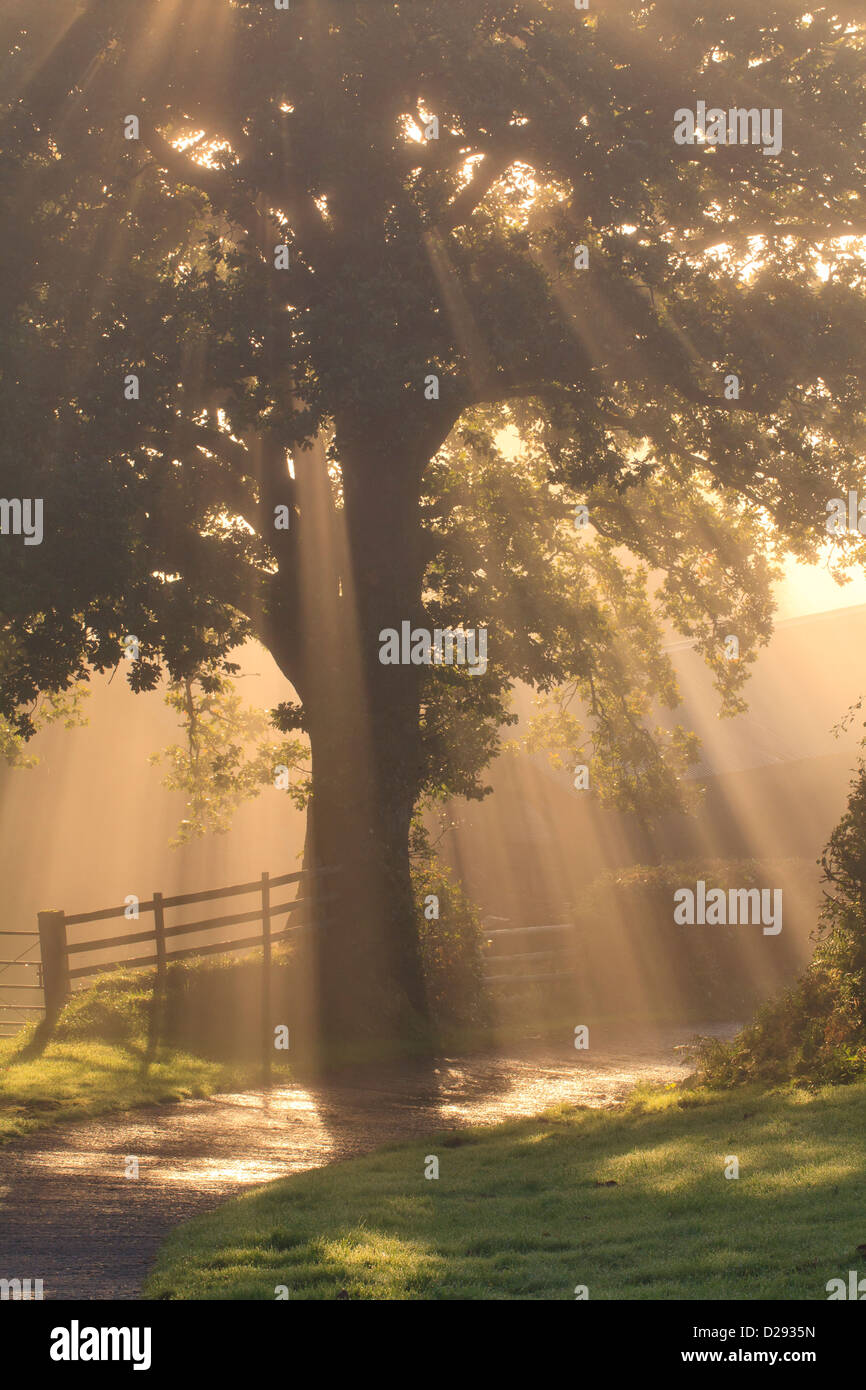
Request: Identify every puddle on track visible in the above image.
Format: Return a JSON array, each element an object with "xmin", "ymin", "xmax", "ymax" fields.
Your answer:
[{"xmin": 0, "ymin": 1020, "xmax": 737, "ymax": 1299}]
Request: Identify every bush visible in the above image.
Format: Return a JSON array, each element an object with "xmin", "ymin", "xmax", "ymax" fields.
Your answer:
[
  {"xmin": 695, "ymin": 761, "xmax": 866, "ymax": 1087},
  {"xmin": 54, "ymin": 953, "xmax": 304, "ymax": 1062},
  {"xmin": 413, "ymin": 854, "xmax": 489, "ymax": 1028},
  {"xmin": 54, "ymin": 970, "xmax": 152, "ymax": 1045}
]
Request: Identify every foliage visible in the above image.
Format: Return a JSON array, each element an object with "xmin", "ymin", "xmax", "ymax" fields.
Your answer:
[
  {"xmin": 411, "ymin": 820, "xmax": 489, "ymax": 1026},
  {"xmin": 695, "ymin": 762, "xmax": 866, "ymax": 1086},
  {"xmin": 53, "ymin": 970, "xmax": 154, "ymax": 1045},
  {"xmin": 1, "ymin": 2, "xmax": 863, "ymax": 796},
  {"xmin": 568, "ymin": 857, "xmax": 809, "ymax": 1017},
  {"xmin": 0, "ymin": 683, "xmax": 90, "ymax": 768},
  {"xmin": 150, "ymin": 674, "xmax": 310, "ymax": 845},
  {"xmin": 2, "ymin": 4, "xmax": 866, "ymax": 1017},
  {"xmin": 51, "ymin": 957, "xmax": 302, "ymax": 1063}
]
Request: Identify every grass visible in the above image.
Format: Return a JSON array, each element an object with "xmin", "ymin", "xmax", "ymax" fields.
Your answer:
[
  {"xmin": 144, "ymin": 1078, "xmax": 866, "ymax": 1301},
  {"xmin": 0, "ymin": 1036, "xmax": 288, "ymax": 1143},
  {"xmin": 0, "ymin": 956, "xmax": 302, "ymax": 1141}
]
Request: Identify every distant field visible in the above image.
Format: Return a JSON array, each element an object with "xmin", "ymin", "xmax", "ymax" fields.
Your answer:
[{"xmin": 145, "ymin": 1079, "xmax": 866, "ymax": 1301}]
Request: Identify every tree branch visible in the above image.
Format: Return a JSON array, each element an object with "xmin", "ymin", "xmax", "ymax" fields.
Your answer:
[{"xmin": 140, "ymin": 129, "xmax": 321, "ymax": 297}]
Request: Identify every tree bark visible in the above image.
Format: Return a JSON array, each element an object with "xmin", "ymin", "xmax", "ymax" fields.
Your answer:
[
  {"xmin": 303, "ymin": 697, "xmax": 427, "ymax": 1047},
  {"xmin": 276, "ymin": 430, "xmax": 431, "ymax": 1050}
]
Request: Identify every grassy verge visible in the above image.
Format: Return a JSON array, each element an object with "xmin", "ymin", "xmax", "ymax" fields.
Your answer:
[
  {"xmin": 0, "ymin": 1036, "xmax": 288, "ymax": 1143},
  {"xmin": 145, "ymin": 1078, "xmax": 866, "ymax": 1301}
]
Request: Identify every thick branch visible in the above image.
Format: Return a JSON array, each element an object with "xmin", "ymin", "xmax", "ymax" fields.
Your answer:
[
  {"xmin": 140, "ymin": 129, "xmax": 320, "ymax": 297},
  {"xmin": 439, "ymin": 150, "xmax": 516, "ymax": 232}
]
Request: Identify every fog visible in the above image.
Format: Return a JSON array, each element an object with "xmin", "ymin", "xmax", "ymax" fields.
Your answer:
[
  {"xmin": 0, "ymin": 647, "xmax": 307, "ymax": 945},
  {"xmin": 438, "ymin": 603, "xmax": 866, "ymax": 1002},
  {"xmin": 3, "ymin": 594, "xmax": 866, "ymax": 1030}
]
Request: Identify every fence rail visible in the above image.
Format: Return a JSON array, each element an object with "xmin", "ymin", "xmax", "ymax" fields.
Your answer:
[
  {"xmin": 4, "ymin": 889, "xmax": 572, "ymax": 1042},
  {"xmin": 0, "ymin": 866, "xmax": 340, "ymax": 1064},
  {"xmin": 481, "ymin": 920, "xmax": 577, "ymax": 986}
]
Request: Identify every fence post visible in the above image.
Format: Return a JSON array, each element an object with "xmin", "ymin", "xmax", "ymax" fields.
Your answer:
[
  {"xmin": 261, "ymin": 871, "xmax": 271, "ymax": 1085},
  {"xmin": 37, "ymin": 910, "xmax": 68, "ymax": 1027},
  {"xmin": 153, "ymin": 892, "xmax": 166, "ymax": 986}
]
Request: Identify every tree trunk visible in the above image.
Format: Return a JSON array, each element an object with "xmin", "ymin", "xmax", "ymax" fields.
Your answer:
[
  {"xmin": 282, "ymin": 431, "xmax": 431, "ymax": 1052},
  {"xmin": 304, "ymin": 698, "xmax": 428, "ymax": 1048}
]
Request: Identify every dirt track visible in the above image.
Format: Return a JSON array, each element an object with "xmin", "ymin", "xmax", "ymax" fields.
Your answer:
[{"xmin": 0, "ymin": 1021, "xmax": 735, "ymax": 1300}]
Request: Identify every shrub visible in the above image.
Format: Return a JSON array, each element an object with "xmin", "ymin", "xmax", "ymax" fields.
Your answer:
[
  {"xmin": 694, "ymin": 761, "xmax": 866, "ymax": 1087},
  {"xmin": 53, "ymin": 954, "xmax": 301, "ymax": 1062},
  {"xmin": 413, "ymin": 851, "xmax": 489, "ymax": 1028},
  {"xmin": 54, "ymin": 970, "xmax": 152, "ymax": 1044}
]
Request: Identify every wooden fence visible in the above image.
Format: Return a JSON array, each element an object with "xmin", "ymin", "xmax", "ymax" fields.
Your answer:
[
  {"xmin": 1, "ymin": 866, "xmax": 340, "ymax": 1072},
  {"xmin": 482, "ymin": 920, "xmax": 577, "ymax": 984},
  {"xmin": 1, "ymin": 890, "xmax": 574, "ymax": 1047}
]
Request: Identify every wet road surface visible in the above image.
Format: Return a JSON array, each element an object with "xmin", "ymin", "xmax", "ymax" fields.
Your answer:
[{"xmin": 0, "ymin": 1020, "xmax": 736, "ymax": 1300}]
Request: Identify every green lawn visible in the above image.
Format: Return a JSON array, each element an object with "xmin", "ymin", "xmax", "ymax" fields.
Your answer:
[
  {"xmin": 145, "ymin": 1079, "xmax": 866, "ymax": 1300},
  {"xmin": 0, "ymin": 1037, "xmax": 287, "ymax": 1142}
]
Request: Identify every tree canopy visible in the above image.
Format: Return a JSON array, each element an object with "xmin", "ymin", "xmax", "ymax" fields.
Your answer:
[{"xmin": 2, "ymin": 1, "xmax": 865, "ymax": 1031}]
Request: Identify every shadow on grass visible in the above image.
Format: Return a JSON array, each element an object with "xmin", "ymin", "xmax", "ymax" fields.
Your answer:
[{"xmin": 145, "ymin": 1082, "xmax": 866, "ymax": 1301}]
